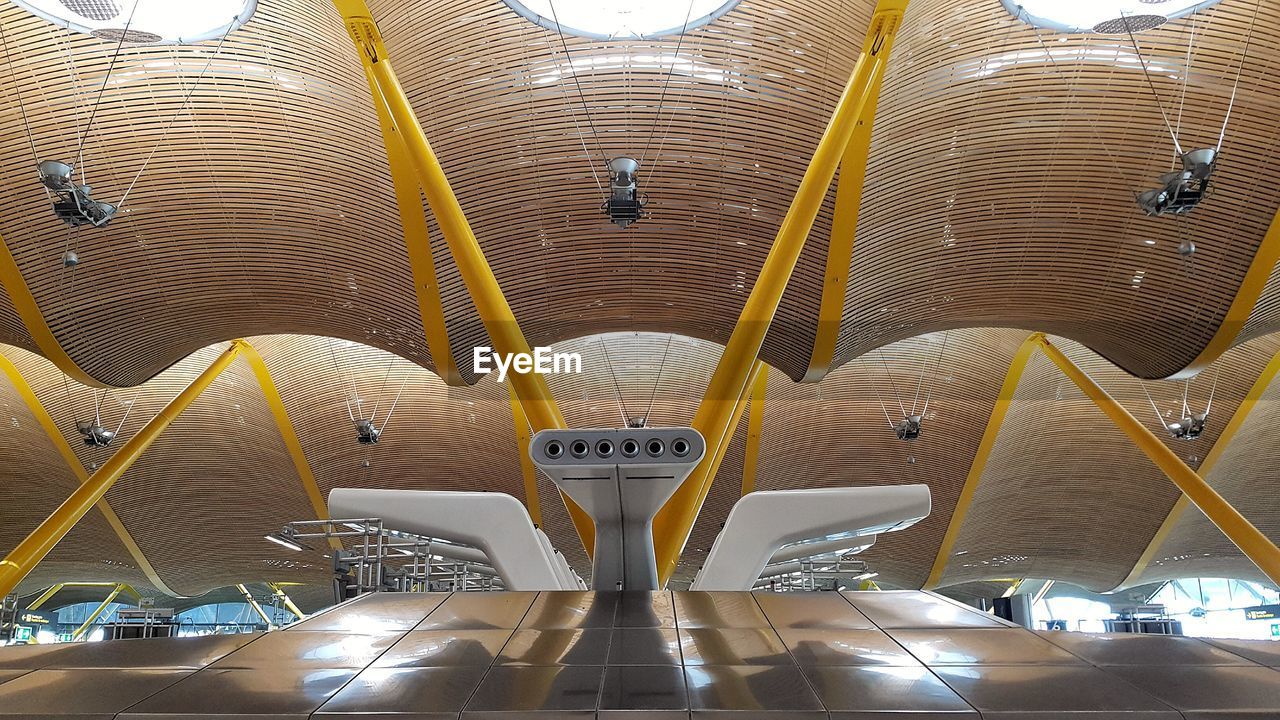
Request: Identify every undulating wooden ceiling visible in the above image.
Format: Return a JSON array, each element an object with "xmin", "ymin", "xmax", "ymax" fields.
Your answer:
[{"xmin": 0, "ymin": 0, "xmax": 1279, "ymax": 603}]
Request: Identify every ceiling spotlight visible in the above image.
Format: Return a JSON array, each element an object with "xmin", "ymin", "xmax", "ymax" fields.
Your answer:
[
  {"xmin": 1166, "ymin": 412, "xmax": 1207, "ymax": 441},
  {"xmin": 76, "ymin": 421, "xmax": 115, "ymax": 447},
  {"xmin": 894, "ymin": 415, "xmax": 922, "ymax": 441},
  {"xmin": 355, "ymin": 419, "xmax": 381, "ymax": 445},
  {"xmin": 38, "ymin": 160, "xmax": 117, "ymax": 227},
  {"xmin": 603, "ymin": 157, "xmax": 646, "ymax": 229},
  {"xmin": 263, "ymin": 529, "xmax": 309, "ymax": 552},
  {"xmin": 1135, "ymin": 148, "xmax": 1216, "ymax": 217},
  {"xmin": 627, "ymin": 415, "xmax": 647, "ymax": 428}
]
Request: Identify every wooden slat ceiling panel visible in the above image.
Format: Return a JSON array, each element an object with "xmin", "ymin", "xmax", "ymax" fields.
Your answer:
[{"xmin": 938, "ymin": 334, "xmax": 1277, "ymax": 591}]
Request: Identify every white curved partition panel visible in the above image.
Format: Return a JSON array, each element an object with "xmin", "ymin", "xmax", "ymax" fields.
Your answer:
[
  {"xmin": 691, "ymin": 485, "xmax": 931, "ymax": 591},
  {"xmin": 328, "ymin": 488, "xmax": 566, "ymax": 591}
]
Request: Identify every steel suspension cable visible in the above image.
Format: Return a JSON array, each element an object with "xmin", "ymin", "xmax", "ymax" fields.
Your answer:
[
  {"xmin": 1216, "ymin": 0, "xmax": 1261, "ymax": 153},
  {"xmin": 639, "ymin": 0, "xmax": 696, "ymax": 165},
  {"xmin": 75, "ymin": 0, "xmax": 140, "ymax": 173},
  {"xmin": 1122, "ymin": 13, "xmax": 1183, "ymax": 154}
]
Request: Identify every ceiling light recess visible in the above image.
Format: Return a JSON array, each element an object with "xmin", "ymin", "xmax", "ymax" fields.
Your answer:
[
  {"xmin": 502, "ymin": 0, "xmax": 740, "ymax": 40},
  {"xmin": 1004, "ymin": 0, "xmax": 1222, "ymax": 34},
  {"xmin": 9, "ymin": 0, "xmax": 256, "ymax": 44}
]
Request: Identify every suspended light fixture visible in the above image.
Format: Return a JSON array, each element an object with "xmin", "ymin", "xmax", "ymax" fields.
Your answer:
[
  {"xmin": 603, "ymin": 157, "xmax": 646, "ymax": 228},
  {"xmin": 870, "ymin": 332, "xmax": 950, "ymax": 442},
  {"xmin": 264, "ymin": 528, "xmax": 310, "ymax": 552},
  {"xmin": 1135, "ymin": 148, "xmax": 1216, "ymax": 217},
  {"xmin": 354, "ymin": 418, "xmax": 381, "ymax": 445},
  {"xmin": 1141, "ymin": 368, "xmax": 1217, "ymax": 441},
  {"xmin": 38, "ymin": 160, "xmax": 116, "ymax": 227},
  {"xmin": 502, "ymin": 0, "xmax": 738, "ymax": 40},
  {"xmin": 76, "ymin": 420, "xmax": 115, "ymax": 447},
  {"xmin": 11, "ymin": 0, "xmax": 256, "ymax": 44}
]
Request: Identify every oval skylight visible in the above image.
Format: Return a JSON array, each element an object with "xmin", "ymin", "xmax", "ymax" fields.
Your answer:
[
  {"xmin": 1005, "ymin": 0, "xmax": 1222, "ymax": 34},
  {"xmin": 503, "ymin": 0, "xmax": 740, "ymax": 40},
  {"xmin": 10, "ymin": 0, "xmax": 256, "ymax": 44}
]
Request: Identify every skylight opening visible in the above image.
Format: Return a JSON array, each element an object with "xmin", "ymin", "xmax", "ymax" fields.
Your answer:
[
  {"xmin": 503, "ymin": 0, "xmax": 740, "ymax": 40},
  {"xmin": 1004, "ymin": 0, "xmax": 1222, "ymax": 34},
  {"xmin": 10, "ymin": 0, "xmax": 256, "ymax": 44}
]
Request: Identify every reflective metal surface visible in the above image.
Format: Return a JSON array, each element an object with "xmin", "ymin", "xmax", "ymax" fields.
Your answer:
[
  {"xmin": 0, "ymin": 590, "xmax": 1274, "ymax": 719},
  {"xmin": 891, "ymin": 628, "xmax": 1084, "ymax": 665},
  {"xmin": 293, "ymin": 591, "xmax": 450, "ymax": 632},
  {"xmin": 315, "ymin": 666, "xmax": 488, "ymax": 719},
  {"xmin": 497, "ymin": 628, "xmax": 612, "ymax": 665},
  {"xmin": 0, "ymin": 668, "xmax": 191, "ymax": 718},
  {"xmin": 120, "ymin": 667, "xmax": 356, "ymax": 719},
  {"xmin": 931, "ymin": 665, "xmax": 1182, "ymax": 718},
  {"xmin": 804, "ymin": 665, "xmax": 978, "ymax": 718},
  {"xmin": 373, "ymin": 629, "xmax": 513, "ymax": 668},
  {"xmin": 842, "ymin": 591, "xmax": 1011, "ymax": 628},
  {"xmin": 1036, "ymin": 631, "xmax": 1256, "ymax": 665}
]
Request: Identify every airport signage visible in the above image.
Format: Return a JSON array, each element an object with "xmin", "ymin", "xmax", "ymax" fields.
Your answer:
[{"xmin": 1242, "ymin": 604, "xmax": 1280, "ymax": 621}]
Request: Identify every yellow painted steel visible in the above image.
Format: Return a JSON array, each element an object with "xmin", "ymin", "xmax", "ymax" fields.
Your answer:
[
  {"xmin": 332, "ymin": 0, "xmax": 593, "ymax": 554},
  {"xmin": 1116, "ymin": 348, "xmax": 1280, "ymax": 589},
  {"xmin": 803, "ymin": 10, "xmax": 902, "ymax": 383},
  {"xmin": 1001, "ymin": 579, "xmax": 1024, "ymax": 598},
  {"xmin": 655, "ymin": 360, "xmax": 762, "ymax": 586},
  {"xmin": 508, "ymin": 381, "xmax": 543, "ymax": 527},
  {"xmin": 240, "ymin": 342, "xmax": 344, "ymax": 552},
  {"xmin": 236, "ymin": 583, "xmax": 274, "ymax": 628},
  {"xmin": 363, "ymin": 65, "xmax": 462, "ymax": 386},
  {"xmin": 267, "ymin": 582, "xmax": 307, "ymax": 621},
  {"xmin": 71, "ymin": 583, "xmax": 130, "ymax": 640},
  {"xmin": 27, "ymin": 581, "xmax": 139, "ymax": 612},
  {"xmin": 653, "ymin": 0, "xmax": 907, "ymax": 585},
  {"xmin": 0, "ymin": 342, "xmax": 242, "ymax": 599},
  {"xmin": 25, "ymin": 583, "xmax": 65, "ymax": 611},
  {"xmin": 1170, "ymin": 208, "xmax": 1280, "ymax": 379},
  {"xmin": 740, "ymin": 366, "xmax": 768, "ymax": 496},
  {"xmin": 0, "ymin": 235, "xmax": 111, "ymax": 388},
  {"xmin": 0, "ymin": 351, "xmax": 183, "ymax": 596},
  {"xmin": 924, "ymin": 334, "xmax": 1042, "ymax": 589},
  {"xmin": 1036, "ymin": 335, "xmax": 1280, "ymax": 586}
]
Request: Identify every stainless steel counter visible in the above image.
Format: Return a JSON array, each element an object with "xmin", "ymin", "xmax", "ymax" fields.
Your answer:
[{"xmin": 0, "ymin": 590, "xmax": 1274, "ymax": 718}]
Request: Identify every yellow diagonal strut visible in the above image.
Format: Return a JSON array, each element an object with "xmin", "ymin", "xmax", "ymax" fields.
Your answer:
[
  {"xmin": 0, "ymin": 342, "xmax": 243, "ymax": 599},
  {"xmin": 739, "ymin": 366, "xmax": 768, "ymax": 496},
  {"xmin": 1115, "ymin": 347, "xmax": 1280, "ymax": 589},
  {"xmin": 331, "ymin": 0, "xmax": 593, "ymax": 554},
  {"xmin": 1034, "ymin": 335, "xmax": 1280, "ymax": 586},
  {"xmin": 0, "ymin": 351, "xmax": 184, "ymax": 596},
  {"xmin": 652, "ymin": 0, "xmax": 909, "ymax": 586}
]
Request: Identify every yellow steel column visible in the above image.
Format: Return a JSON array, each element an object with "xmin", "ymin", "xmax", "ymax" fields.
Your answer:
[
  {"xmin": 803, "ymin": 7, "xmax": 903, "ymax": 383},
  {"xmin": 652, "ymin": 0, "xmax": 907, "ymax": 585},
  {"xmin": 71, "ymin": 583, "xmax": 132, "ymax": 640},
  {"xmin": 0, "ymin": 351, "xmax": 182, "ymax": 596},
  {"xmin": 508, "ymin": 381, "xmax": 543, "ymax": 527},
  {"xmin": 1115, "ymin": 348, "xmax": 1280, "ymax": 589},
  {"xmin": 239, "ymin": 342, "xmax": 344, "ymax": 552},
  {"xmin": 740, "ymin": 366, "xmax": 768, "ymax": 496},
  {"xmin": 655, "ymin": 360, "xmax": 762, "ymax": 585},
  {"xmin": 24, "ymin": 584, "xmax": 66, "ymax": 611},
  {"xmin": 924, "ymin": 334, "xmax": 1041, "ymax": 589},
  {"xmin": 1035, "ymin": 335, "xmax": 1280, "ymax": 585},
  {"xmin": 0, "ymin": 342, "xmax": 243, "ymax": 599},
  {"xmin": 236, "ymin": 584, "xmax": 274, "ymax": 629},
  {"xmin": 332, "ymin": 0, "xmax": 592, "ymax": 552}
]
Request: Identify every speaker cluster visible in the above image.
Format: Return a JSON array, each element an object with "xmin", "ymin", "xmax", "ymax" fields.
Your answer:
[{"xmin": 543, "ymin": 433, "xmax": 693, "ymax": 461}]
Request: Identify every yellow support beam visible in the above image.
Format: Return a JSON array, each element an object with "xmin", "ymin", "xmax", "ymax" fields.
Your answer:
[
  {"xmin": 1170, "ymin": 208, "xmax": 1280, "ymax": 379},
  {"xmin": 0, "ymin": 351, "xmax": 183, "ymax": 596},
  {"xmin": 71, "ymin": 583, "xmax": 131, "ymax": 641},
  {"xmin": 25, "ymin": 583, "xmax": 65, "ymax": 611},
  {"xmin": 803, "ymin": 11, "xmax": 902, "ymax": 383},
  {"xmin": 239, "ymin": 342, "xmax": 344, "ymax": 552},
  {"xmin": 508, "ymin": 381, "xmax": 543, "ymax": 527},
  {"xmin": 267, "ymin": 582, "xmax": 307, "ymax": 621},
  {"xmin": 0, "ymin": 235, "xmax": 111, "ymax": 388},
  {"xmin": 362, "ymin": 64, "xmax": 462, "ymax": 386},
  {"xmin": 236, "ymin": 583, "xmax": 274, "ymax": 629},
  {"xmin": 924, "ymin": 334, "xmax": 1041, "ymax": 589},
  {"xmin": 1035, "ymin": 335, "xmax": 1280, "ymax": 586},
  {"xmin": 332, "ymin": 0, "xmax": 593, "ymax": 553},
  {"xmin": 740, "ymin": 366, "xmax": 768, "ymax": 496},
  {"xmin": 0, "ymin": 342, "xmax": 242, "ymax": 599},
  {"xmin": 654, "ymin": 359, "xmax": 762, "ymax": 586},
  {"xmin": 1115, "ymin": 348, "xmax": 1280, "ymax": 589},
  {"xmin": 653, "ymin": 0, "xmax": 907, "ymax": 586}
]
